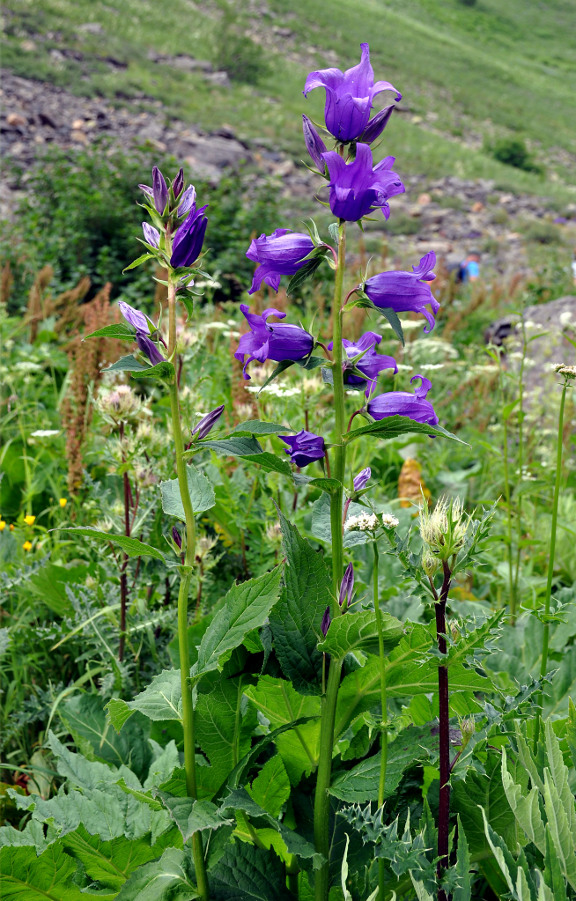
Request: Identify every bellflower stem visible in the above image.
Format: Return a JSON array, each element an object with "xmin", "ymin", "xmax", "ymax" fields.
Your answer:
[
  {"xmin": 372, "ymin": 541, "xmax": 388, "ymax": 900},
  {"xmin": 167, "ymin": 272, "xmax": 209, "ymax": 901},
  {"xmin": 533, "ymin": 379, "xmax": 568, "ymax": 750},
  {"xmin": 314, "ymin": 219, "xmax": 347, "ymax": 901}
]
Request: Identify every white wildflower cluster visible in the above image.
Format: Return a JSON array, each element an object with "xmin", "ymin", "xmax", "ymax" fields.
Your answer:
[
  {"xmin": 553, "ymin": 363, "xmax": 576, "ymax": 379},
  {"xmin": 29, "ymin": 429, "xmax": 61, "ymax": 438},
  {"xmin": 381, "ymin": 513, "xmax": 399, "ymax": 529},
  {"xmin": 246, "ymin": 384, "xmax": 301, "ymax": 398},
  {"xmin": 559, "ymin": 310, "xmax": 574, "ymax": 328},
  {"xmin": 344, "ymin": 512, "xmax": 379, "ymax": 532}
]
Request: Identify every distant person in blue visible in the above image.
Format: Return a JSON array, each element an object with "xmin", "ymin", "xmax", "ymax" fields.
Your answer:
[{"xmin": 458, "ymin": 250, "xmax": 481, "ymax": 283}]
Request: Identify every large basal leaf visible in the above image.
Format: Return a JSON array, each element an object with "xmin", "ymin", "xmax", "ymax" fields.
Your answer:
[
  {"xmin": 115, "ymin": 847, "xmax": 198, "ymax": 901},
  {"xmin": 345, "ymin": 414, "xmax": 467, "ymax": 445},
  {"xmin": 244, "ymin": 676, "xmax": 321, "ymax": 785},
  {"xmin": 160, "ymin": 466, "xmax": 215, "ymax": 519},
  {"xmin": 61, "ymin": 824, "xmax": 161, "ymax": 892},
  {"xmin": 108, "ymin": 669, "xmax": 183, "ymax": 731},
  {"xmin": 192, "ymin": 568, "xmax": 283, "ymax": 680},
  {"xmin": 329, "ymin": 724, "xmax": 437, "ymax": 803},
  {"xmin": 61, "ymin": 693, "xmax": 152, "ymax": 782},
  {"xmin": 59, "ymin": 528, "xmax": 165, "ymax": 561},
  {"xmin": 154, "ymin": 794, "xmax": 232, "ymax": 843},
  {"xmin": 268, "ymin": 513, "xmax": 331, "ymax": 694},
  {"xmin": 0, "ymin": 844, "xmax": 88, "ymax": 900},
  {"xmin": 318, "ymin": 609, "xmax": 403, "ymax": 661},
  {"xmin": 46, "ymin": 731, "xmax": 115, "ymax": 792},
  {"xmin": 195, "ymin": 677, "xmax": 257, "ymax": 794},
  {"xmin": 247, "ymin": 755, "xmax": 290, "ymax": 818},
  {"xmin": 210, "ymin": 839, "xmax": 292, "ymax": 900}
]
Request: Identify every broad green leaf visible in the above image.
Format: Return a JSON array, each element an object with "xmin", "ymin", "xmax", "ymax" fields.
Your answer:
[
  {"xmin": 103, "ymin": 353, "xmax": 150, "ymax": 372},
  {"xmin": 0, "ymin": 820, "xmax": 48, "ymax": 853},
  {"xmin": 318, "ymin": 609, "xmax": 403, "ymax": 660},
  {"xmin": 247, "ymin": 755, "xmax": 290, "ymax": 818},
  {"xmin": 131, "ymin": 360, "xmax": 175, "ymax": 381},
  {"xmin": 269, "ymin": 513, "xmax": 331, "ymax": 693},
  {"xmin": 160, "ymin": 466, "xmax": 215, "ymax": 519},
  {"xmin": 46, "ymin": 731, "xmax": 114, "ymax": 792},
  {"xmin": 453, "ymin": 815, "xmax": 472, "ymax": 901},
  {"xmin": 107, "ymin": 669, "xmax": 183, "ymax": 730},
  {"xmin": 481, "ymin": 808, "xmax": 537, "ymax": 901},
  {"xmin": 330, "ymin": 725, "xmax": 437, "ymax": 803},
  {"xmin": 244, "ymin": 676, "xmax": 321, "ymax": 784},
  {"xmin": 195, "ymin": 677, "xmax": 257, "ymax": 793},
  {"xmin": 239, "ymin": 451, "xmax": 292, "ymax": 476},
  {"xmin": 189, "ymin": 436, "xmax": 264, "ymax": 457},
  {"xmin": 345, "ymin": 414, "xmax": 467, "ymax": 445},
  {"xmin": 452, "ymin": 754, "xmax": 515, "ymax": 854},
  {"xmin": 311, "ymin": 494, "xmax": 370, "ymax": 547},
  {"xmin": 84, "ymin": 323, "xmax": 135, "ymax": 340},
  {"xmin": 211, "ymin": 841, "xmax": 292, "ymax": 900},
  {"xmin": 61, "ymin": 825, "xmax": 160, "ymax": 892},
  {"xmin": 61, "ymin": 694, "xmax": 152, "ymax": 781},
  {"xmin": 0, "ymin": 844, "xmax": 88, "ymax": 900},
  {"xmin": 60, "ymin": 528, "xmax": 165, "ymax": 561},
  {"xmin": 154, "ymin": 794, "xmax": 231, "ymax": 843},
  {"xmin": 193, "ymin": 568, "xmax": 283, "ymax": 680},
  {"xmin": 229, "ymin": 420, "xmax": 287, "ymax": 436},
  {"xmin": 115, "ymin": 847, "xmax": 198, "ymax": 901},
  {"xmin": 293, "ymin": 473, "xmax": 341, "ymax": 494}
]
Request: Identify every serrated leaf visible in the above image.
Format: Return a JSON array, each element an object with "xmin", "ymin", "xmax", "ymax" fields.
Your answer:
[
  {"xmin": 0, "ymin": 844, "xmax": 88, "ymax": 900},
  {"xmin": 345, "ymin": 414, "xmax": 467, "ymax": 445},
  {"xmin": 268, "ymin": 513, "xmax": 331, "ymax": 693},
  {"xmin": 211, "ymin": 841, "xmax": 292, "ymax": 900},
  {"xmin": 107, "ymin": 669, "xmax": 183, "ymax": 730},
  {"xmin": 84, "ymin": 323, "xmax": 135, "ymax": 340},
  {"xmin": 544, "ymin": 823, "xmax": 568, "ymax": 901},
  {"xmin": 154, "ymin": 794, "xmax": 231, "ymax": 842},
  {"xmin": 115, "ymin": 846, "xmax": 198, "ymax": 900},
  {"xmin": 193, "ymin": 568, "xmax": 283, "ymax": 680},
  {"xmin": 247, "ymin": 756, "xmax": 290, "ymax": 818},
  {"xmin": 452, "ymin": 754, "xmax": 515, "ymax": 854},
  {"xmin": 318, "ymin": 609, "xmax": 403, "ymax": 660},
  {"xmin": 502, "ymin": 747, "xmax": 545, "ymax": 851},
  {"xmin": 160, "ymin": 466, "xmax": 215, "ymax": 519},
  {"xmin": 293, "ymin": 474, "xmax": 341, "ymax": 494},
  {"xmin": 287, "ymin": 257, "xmax": 322, "ymax": 296},
  {"xmin": 195, "ymin": 677, "xmax": 257, "ymax": 794},
  {"xmin": 59, "ymin": 528, "xmax": 165, "ymax": 561},
  {"xmin": 61, "ymin": 825, "xmax": 160, "ymax": 892}
]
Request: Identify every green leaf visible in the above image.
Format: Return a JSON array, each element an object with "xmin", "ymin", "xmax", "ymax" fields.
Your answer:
[
  {"xmin": 375, "ymin": 306, "xmax": 405, "ymax": 345},
  {"xmin": 328, "ymin": 222, "xmax": 340, "ymax": 243},
  {"xmin": 189, "ymin": 436, "xmax": 264, "ymax": 457},
  {"xmin": 287, "ymin": 257, "xmax": 322, "ymax": 296},
  {"xmin": 61, "ymin": 825, "xmax": 160, "ymax": 892},
  {"xmin": 244, "ymin": 676, "xmax": 321, "ymax": 784},
  {"xmin": 480, "ymin": 808, "xmax": 537, "ymax": 901},
  {"xmin": 318, "ymin": 609, "xmax": 403, "ymax": 660},
  {"xmin": 195, "ymin": 677, "xmax": 257, "ymax": 794},
  {"xmin": 329, "ymin": 724, "xmax": 437, "ymax": 803},
  {"xmin": 46, "ymin": 731, "xmax": 115, "ymax": 792},
  {"xmin": 452, "ymin": 754, "xmax": 515, "ymax": 854},
  {"xmin": 115, "ymin": 847, "xmax": 198, "ymax": 900},
  {"xmin": 311, "ymin": 494, "xmax": 370, "ymax": 547},
  {"xmin": 59, "ymin": 528, "xmax": 166, "ymax": 561},
  {"xmin": 501, "ymin": 747, "xmax": 545, "ymax": 851},
  {"xmin": 107, "ymin": 669, "xmax": 183, "ymax": 730},
  {"xmin": 239, "ymin": 451, "xmax": 292, "ymax": 476},
  {"xmin": 542, "ymin": 768, "xmax": 576, "ymax": 890},
  {"xmin": 211, "ymin": 841, "xmax": 292, "ymax": 900},
  {"xmin": 229, "ymin": 420, "xmax": 287, "ymax": 436},
  {"xmin": 84, "ymin": 323, "xmax": 136, "ymax": 340},
  {"xmin": 247, "ymin": 755, "xmax": 290, "ymax": 818},
  {"xmin": 123, "ymin": 252, "xmax": 154, "ymax": 272},
  {"xmin": 0, "ymin": 844, "xmax": 88, "ymax": 900},
  {"xmin": 159, "ymin": 466, "xmax": 215, "ymax": 519},
  {"xmin": 293, "ymin": 474, "xmax": 341, "ymax": 494},
  {"xmin": 544, "ymin": 824, "xmax": 569, "ymax": 901},
  {"xmin": 102, "ymin": 354, "xmax": 151, "ymax": 372},
  {"xmin": 345, "ymin": 414, "xmax": 467, "ymax": 445},
  {"xmin": 453, "ymin": 816, "xmax": 472, "ymax": 901},
  {"xmin": 131, "ymin": 360, "xmax": 175, "ymax": 381},
  {"xmin": 154, "ymin": 794, "xmax": 231, "ymax": 843},
  {"xmin": 193, "ymin": 568, "xmax": 283, "ymax": 680},
  {"xmin": 268, "ymin": 513, "xmax": 331, "ymax": 693}
]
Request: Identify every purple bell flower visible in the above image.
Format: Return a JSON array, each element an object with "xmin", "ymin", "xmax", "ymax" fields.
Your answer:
[
  {"xmin": 152, "ymin": 166, "xmax": 168, "ymax": 215},
  {"xmin": 323, "ymin": 144, "xmax": 404, "ymax": 222},
  {"xmin": 135, "ymin": 332, "xmax": 167, "ymax": 367},
  {"xmin": 339, "ymin": 562, "xmax": 354, "ymax": 609},
  {"xmin": 303, "ymin": 43, "xmax": 401, "ymax": 143},
  {"xmin": 118, "ymin": 301, "xmax": 166, "ymax": 367},
  {"xmin": 358, "ymin": 104, "xmax": 395, "ymax": 144},
  {"xmin": 353, "ymin": 467, "xmax": 371, "ymax": 492},
  {"xmin": 321, "ymin": 606, "xmax": 331, "ymax": 637},
  {"xmin": 246, "ymin": 229, "xmax": 316, "ymax": 294},
  {"xmin": 142, "ymin": 223, "xmax": 160, "ymax": 248},
  {"xmin": 364, "ymin": 252, "xmax": 440, "ymax": 333},
  {"xmin": 279, "ymin": 430, "xmax": 325, "ymax": 468},
  {"xmin": 170, "ymin": 204, "xmax": 208, "ymax": 269},
  {"xmin": 192, "ymin": 405, "xmax": 225, "ymax": 439},
  {"xmin": 367, "ymin": 375, "xmax": 439, "ymax": 427},
  {"xmin": 328, "ymin": 330, "xmax": 397, "ymax": 396},
  {"xmin": 234, "ymin": 305, "xmax": 314, "ymax": 379},
  {"xmin": 302, "ymin": 115, "xmax": 328, "ymax": 171}
]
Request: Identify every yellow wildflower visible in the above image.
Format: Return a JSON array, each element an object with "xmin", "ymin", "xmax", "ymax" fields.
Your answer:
[
  {"xmin": 59, "ymin": 498, "xmax": 68, "ymax": 508},
  {"xmin": 23, "ymin": 515, "xmax": 36, "ymax": 526},
  {"xmin": 0, "ymin": 520, "xmax": 6, "ymax": 531},
  {"xmin": 22, "ymin": 540, "xmax": 33, "ymax": 552}
]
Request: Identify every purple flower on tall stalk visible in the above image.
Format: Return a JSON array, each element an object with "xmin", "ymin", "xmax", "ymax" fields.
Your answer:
[
  {"xmin": 367, "ymin": 375, "xmax": 439, "ymax": 427},
  {"xmin": 353, "ymin": 467, "xmax": 371, "ymax": 492},
  {"xmin": 364, "ymin": 252, "xmax": 440, "ymax": 333},
  {"xmin": 329, "ymin": 330, "xmax": 397, "ymax": 396},
  {"xmin": 303, "ymin": 43, "xmax": 401, "ymax": 143},
  {"xmin": 171, "ymin": 203, "xmax": 208, "ymax": 269},
  {"xmin": 234, "ymin": 305, "xmax": 314, "ymax": 379},
  {"xmin": 280, "ymin": 430, "xmax": 325, "ymax": 468},
  {"xmin": 192, "ymin": 405, "xmax": 225, "ymax": 439},
  {"xmin": 302, "ymin": 115, "xmax": 328, "ymax": 171},
  {"xmin": 178, "ymin": 185, "xmax": 196, "ymax": 217},
  {"xmin": 323, "ymin": 144, "xmax": 404, "ymax": 221},
  {"xmin": 118, "ymin": 301, "xmax": 167, "ymax": 367},
  {"xmin": 142, "ymin": 223, "xmax": 160, "ymax": 248},
  {"xmin": 246, "ymin": 229, "xmax": 315, "ymax": 294},
  {"xmin": 339, "ymin": 562, "xmax": 354, "ymax": 610}
]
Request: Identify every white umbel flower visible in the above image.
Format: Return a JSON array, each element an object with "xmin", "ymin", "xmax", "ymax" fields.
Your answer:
[{"xmin": 344, "ymin": 512, "xmax": 379, "ymax": 532}]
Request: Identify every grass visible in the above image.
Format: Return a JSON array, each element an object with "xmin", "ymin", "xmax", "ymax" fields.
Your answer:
[{"xmin": 2, "ymin": 0, "xmax": 575, "ymax": 203}]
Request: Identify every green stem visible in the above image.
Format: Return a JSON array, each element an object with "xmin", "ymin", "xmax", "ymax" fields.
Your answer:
[
  {"xmin": 533, "ymin": 380, "xmax": 568, "ymax": 750},
  {"xmin": 167, "ymin": 273, "xmax": 209, "ymax": 901},
  {"xmin": 372, "ymin": 542, "xmax": 388, "ymax": 900},
  {"xmin": 314, "ymin": 220, "xmax": 347, "ymax": 901},
  {"xmin": 499, "ymin": 357, "xmax": 516, "ymax": 623}
]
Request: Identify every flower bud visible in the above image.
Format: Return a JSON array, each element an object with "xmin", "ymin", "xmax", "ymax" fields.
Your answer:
[
  {"xmin": 460, "ymin": 717, "xmax": 475, "ymax": 748},
  {"xmin": 321, "ymin": 606, "xmax": 331, "ymax": 637},
  {"xmin": 191, "ymin": 405, "xmax": 225, "ymax": 440},
  {"xmin": 152, "ymin": 166, "xmax": 168, "ymax": 214},
  {"xmin": 353, "ymin": 467, "xmax": 371, "ymax": 492},
  {"xmin": 422, "ymin": 550, "xmax": 439, "ymax": 578},
  {"xmin": 142, "ymin": 222, "xmax": 160, "ymax": 248},
  {"xmin": 339, "ymin": 563, "xmax": 354, "ymax": 610},
  {"xmin": 302, "ymin": 115, "xmax": 327, "ymax": 171},
  {"xmin": 172, "ymin": 167, "xmax": 184, "ymax": 200},
  {"xmin": 172, "ymin": 525, "xmax": 182, "ymax": 549}
]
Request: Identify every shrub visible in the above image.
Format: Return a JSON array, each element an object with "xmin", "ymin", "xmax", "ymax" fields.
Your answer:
[{"xmin": 491, "ymin": 137, "xmax": 544, "ymax": 174}]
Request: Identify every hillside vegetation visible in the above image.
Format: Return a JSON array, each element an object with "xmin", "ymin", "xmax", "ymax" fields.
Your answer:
[{"xmin": 2, "ymin": 0, "xmax": 575, "ymax": 199}]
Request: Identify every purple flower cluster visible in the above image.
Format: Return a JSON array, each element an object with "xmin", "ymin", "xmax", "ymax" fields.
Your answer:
[{"xmin": 139, "ymin": 166, "xmax": 208, "ymax": 271}]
